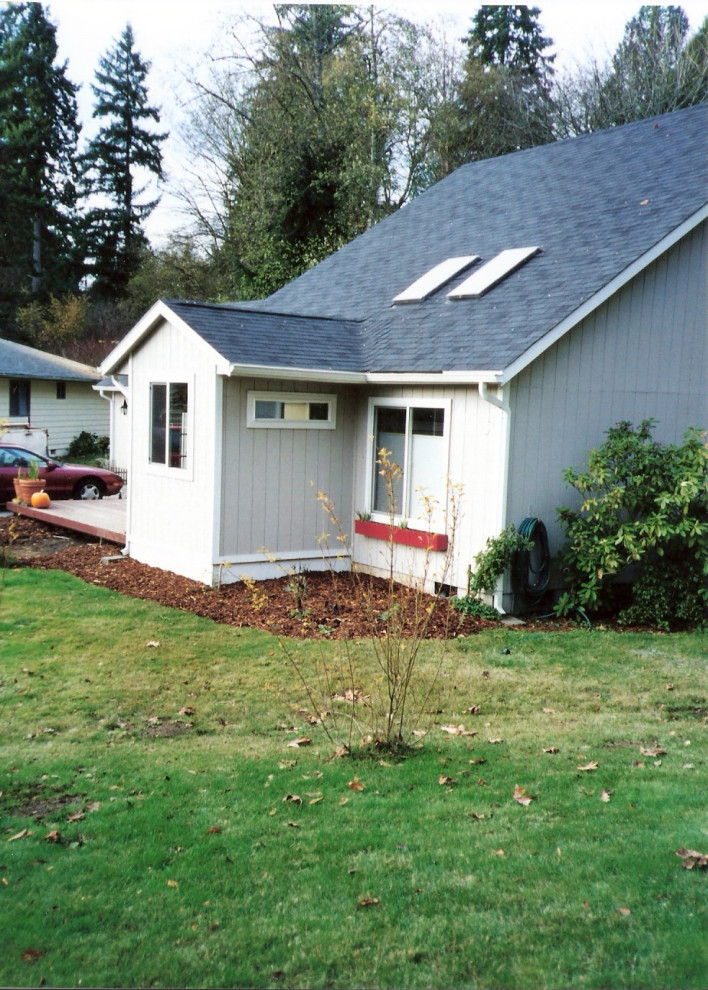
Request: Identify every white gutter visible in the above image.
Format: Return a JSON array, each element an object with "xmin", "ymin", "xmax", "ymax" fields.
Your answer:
[
  {"xmin": 226, "ymin": 364, "xmax": 503, "ymax": 386},
  {"xmin": 478, "ymin": 381, "xmax": 512, "ymax": 613}
]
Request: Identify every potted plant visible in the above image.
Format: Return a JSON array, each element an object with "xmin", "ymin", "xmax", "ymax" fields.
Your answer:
[{"xmin": 14, "ymin": 460, "xmax": 47, "ymax": 504}]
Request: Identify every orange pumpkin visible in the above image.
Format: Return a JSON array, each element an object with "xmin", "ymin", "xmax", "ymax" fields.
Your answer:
[{"xmin": 30, "ymin": 490, "xmax": 51, "ymax": 509}]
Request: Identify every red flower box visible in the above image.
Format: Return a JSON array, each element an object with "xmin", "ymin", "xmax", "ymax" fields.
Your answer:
[{"xmin": 354, "ymin": 518, "xmax": 448, "ymax": 552}]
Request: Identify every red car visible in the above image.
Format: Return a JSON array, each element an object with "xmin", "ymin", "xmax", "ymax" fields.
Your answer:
[{"xmin": 0, "ymin": 444, "xmax": 124, "ymax": 502}]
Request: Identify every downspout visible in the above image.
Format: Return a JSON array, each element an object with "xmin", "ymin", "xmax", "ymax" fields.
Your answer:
[
  {"xmin": 478, "ymin": 382, "xmax": 512, "ymax": 613},
  {"xmin": 122, "ymin": 354, "xmax": 134, "ymax": 557}
]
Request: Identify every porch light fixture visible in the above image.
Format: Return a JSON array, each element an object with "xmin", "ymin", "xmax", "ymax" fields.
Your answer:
[{"xmin": 121, "ymin": 399, "xmax": 128, "ymax": 415}]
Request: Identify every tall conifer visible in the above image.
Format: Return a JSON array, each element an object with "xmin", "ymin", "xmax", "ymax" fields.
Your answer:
[
  {"xmin": 81, "ymin": 24, "xmax": 166, "ymax": 300},
  {"xmin": 0, "ymin": 3, "xmax": 81, "ymax": 330}
]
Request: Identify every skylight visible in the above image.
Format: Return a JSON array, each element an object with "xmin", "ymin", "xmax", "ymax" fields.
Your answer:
[
  {"xmin": 447, "ymin": 247, "xmax": 541, "ymax": 300},
  {"xmin": 392, "ymin": 255, "xmax": 480, "ymax": 304}
]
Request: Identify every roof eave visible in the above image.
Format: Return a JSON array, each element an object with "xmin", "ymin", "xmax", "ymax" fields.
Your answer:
[
  {"xmin": 100, "ymin": 300, "xmax": 232, "ymax": 376},
  {"xmin": 499, "ymin": 205, "xmax": 708, "ymax": 385}
]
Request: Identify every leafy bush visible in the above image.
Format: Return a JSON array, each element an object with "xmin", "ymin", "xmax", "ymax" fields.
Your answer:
[
  {"xmin": 556, "ymin": 420, "xmax": 708, "ymax": 629},
  {"xmin": 451, "ymin": 595, "xmax": 500, "ymax": 621},
  {"xmin": 66, "ymin": 431, "xmax": 109, "ymax": 463},
  {"xmin": 468, "ymin": 525, "xmax": 533, "ymax": 596}
]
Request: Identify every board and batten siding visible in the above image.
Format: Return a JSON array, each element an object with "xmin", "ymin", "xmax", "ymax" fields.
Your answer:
[
  {"xmin": 0, "ymin": 377, "xmax": 108, "ymax": 456},
  {"xmin": 217, "ymin": 378, "xmax": 357, "ymax": 580},
  {"xmin": 126, "ymin": 319, "xmax": 221, "ymax": 585},
  {"xmin": 506, "ymin": 220, "xmax": 707, "ymax": 583},
  {"xmin": 351, "ymin": 384, "xmax": 508, "ymax": 595}
]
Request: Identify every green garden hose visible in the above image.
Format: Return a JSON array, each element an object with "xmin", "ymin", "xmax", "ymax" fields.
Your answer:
[{"xmin": 511, "ymin": 516, "xmax": 551, "ymax": 606}]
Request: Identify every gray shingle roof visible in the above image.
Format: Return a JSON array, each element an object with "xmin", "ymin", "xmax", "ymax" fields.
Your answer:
[
  {"xmin": 166, "ymin": 104, "xmax": 708, "ymax": 377},
  {"xmin": 0, "ymin": 337, "xmax": 100, "ymax": 381},
  {"xmin": 166, "ymin": 301, "xmax": 365, "ymax": 372}
]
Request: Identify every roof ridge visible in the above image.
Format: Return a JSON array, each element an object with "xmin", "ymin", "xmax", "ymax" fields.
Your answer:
[{"xmin": 165, "ymin": 298, "xmax": 364, "ymax": 325}]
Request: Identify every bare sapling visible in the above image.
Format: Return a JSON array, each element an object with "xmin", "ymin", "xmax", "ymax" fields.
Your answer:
[{"xmin": 283, "ymin": 447, "xmax": 463, "ymax": 754}]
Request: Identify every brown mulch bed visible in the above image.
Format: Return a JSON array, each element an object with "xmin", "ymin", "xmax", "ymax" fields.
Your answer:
[{"xmin": 0, "ymin": 515, "xmax": 497, "ymax": 640}]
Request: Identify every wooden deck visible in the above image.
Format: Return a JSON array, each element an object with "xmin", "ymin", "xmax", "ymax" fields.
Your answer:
[{"xmin": 6, "ymin": 496, "xmax": 126, "ymax": 545}]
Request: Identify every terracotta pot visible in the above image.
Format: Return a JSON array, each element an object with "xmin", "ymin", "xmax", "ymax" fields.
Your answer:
[{"xmin": 14, "ymin": 478, "xmax": 47, "ymax": 504}]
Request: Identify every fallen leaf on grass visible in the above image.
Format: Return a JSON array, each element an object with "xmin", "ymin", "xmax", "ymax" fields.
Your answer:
[
  {"xmin": 287, "ymin": 737, "xmax": 311, "ymax": 748},
  {"xmin": 577, "ymin": 761, "xmax": 599, "ymax": 772},
  {"xmin": 676, "ymin": 848, "xmax": 708, "ymax": 870},
  {"xmin": 468, "ymin": 812, "xmax": 486, "ymax": 820},
  {"xmin": 206, "ymin": 826, "xmax": 222, "ymax": 834},
  {"xmin": 8, "ymin": 829, "xmax": 32, "ymax": 842},
  {"xmin": 441, "ymin": 724, "xmax": 477, "ymax": 736},
  {"xmin": 512, "ymin": 785, "xmax": 534, "ymax": 806},
  {"xmin": 542, "ymin": 707, "xmax": 556, "ymax": 714},
  {"xmin": 67, "ymin": 811, "xmax": 84, "ymax": 823},
  {"xmin": 543, "ymin": 746, "xmax": 560, "ymax": 754},
  {"xmin": 616, "ymin": 906, "xmax": 631, "ymax": 916},
  {"xmin": 145, "ymin": 641, "xmax": 160, "ymax": 648},
  {"xmin": 488, "ymin": 737, "xmax": 504, "ymax": 745},
  {"xmin": 167, "ymin": 879, "xmax": 179, "ymax": 888},
  {"xmin": 286, "ymin": 821, "xmax": 301, "ymax": 828},
  {"xmin": 283, "ymin": 794, "xmax": 302, "ymax": 806},
  {"xmin": 348, "ymin": 777, "xmax": 365, "ymax": 792},
  {"xmin": 278, "ymin": 759, "xmax": 297, "ymax": 769},
  {"xmin": 469, "ymin": 757, "xmax": 486, "ymax": 765},
  {"xmin": 44, "ymin": 830, "xmax": 61, "ymax": 843},
  {"xmin": 438, "ymin": 774, "xmax": 457, "ymax": 786},
  {"xmin": 601, "ymin": 789, "xmax": 613, "ymax": 803},
  {"xmin": 640, "ymin": 745, "xmax": 666, "ymax": 757},
  {"xmin": 465, "ymin": 705, "xmax": 481, "ymax": 715},
  {"xmin": 179, "ymin": 706, "xmax": 196, "ymax": 716},
  {"xmin": 493, "ymin": 848, "xmax": 506, "ymax": 857},
  {"xmin": 20, "ymin": 948, "xmax": 43, "ymax": 962},
  {"xmin": 358, "ymin": 897, "xmax": 380, "ymax": 908},
  {"xmin": 308, "ymin": 795, "xmax": 324, "ymax": 805}
]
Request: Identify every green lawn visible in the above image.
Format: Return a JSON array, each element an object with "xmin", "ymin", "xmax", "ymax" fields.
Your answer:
[{"xmin": 0, "ymin": 566, "xmax": 706, "ymax": 989}]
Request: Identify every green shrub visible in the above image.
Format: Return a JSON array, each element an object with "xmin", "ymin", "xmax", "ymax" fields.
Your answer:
[
  {"xmin": 451, "ymin": 595, "xmax": 501, "ymax": 621},
  {"xmin": 556, "ymin": 420, "xmax": 708, "ymax": 629},
  {"xmin": 468, "ymin": 525, "xmax": 533, "ymax": 596},
  {"xmin": 66, "ymin": 431, "xmax": 109, "ymax": 463}
]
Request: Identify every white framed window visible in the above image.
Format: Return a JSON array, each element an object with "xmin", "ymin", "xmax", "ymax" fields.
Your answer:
[
  {"xmin": 150, "ymin": 382, "xmax": 189, "ymax": 469},
  {"xmin": 367, "ymin": 398, "xmax": 450, "ymax": 524},
  {"xmin": 247, "ymin": 391, "xmax": 337, "ymax": 429}
]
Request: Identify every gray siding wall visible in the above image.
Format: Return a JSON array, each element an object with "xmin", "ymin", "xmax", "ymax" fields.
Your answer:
[
  {"xmin": 220, "ymin": 378, "xmax": 357, "ymax": 558},
  {"xmin": 506, "ymin": 221, "xmax": 707, "ymax": 568}
]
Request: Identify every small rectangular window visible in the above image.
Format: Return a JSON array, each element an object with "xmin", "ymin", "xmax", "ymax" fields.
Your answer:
[
  {"xmin": 248, "ymin": 392, "xmax": 336, "ymax": 429},
  {"xmin": 56, "ymin": 382, "xmax": 66, "ymax": 400},
  {"xmin": 9, "ymin": 379, "xmax": 30, "ymax": 418},
  {"xmin": 150, "ymin": 382, "xmax": 188, "ymax": 469}
]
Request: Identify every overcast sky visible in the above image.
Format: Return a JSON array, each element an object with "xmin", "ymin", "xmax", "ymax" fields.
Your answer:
[{"xmin": 43, "ymin": 0, "xmax": 708, "ymax": 242}]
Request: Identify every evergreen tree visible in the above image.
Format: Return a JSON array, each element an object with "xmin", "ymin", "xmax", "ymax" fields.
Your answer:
[
  {"xmin": 454, "ymin": 5, "xmax": 556, "ymax": 163},
  {"xmin": 81, "ymin": 24, "xmax": 167, "ymax": 300},
  {"xmin": 467, "ymin": 4, "xmax": 555, "ymax": 77},
  {"xmin": 0, "ymin": 3, "xmax": 81, "ymax": 333}
]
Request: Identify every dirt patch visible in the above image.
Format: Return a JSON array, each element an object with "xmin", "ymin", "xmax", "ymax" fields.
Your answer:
[
  {"xmin": 8, "ymin": 790, "xmax": 86, "ymax": 821},
  {"xmin": 0, "ymin": 515, "xmax": 495, "ymax": 640}
]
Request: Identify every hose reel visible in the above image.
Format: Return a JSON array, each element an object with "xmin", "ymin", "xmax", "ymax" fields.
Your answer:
[{"xmin": 511, "ymin": 516, "xmax": 551, "ymax": 608}]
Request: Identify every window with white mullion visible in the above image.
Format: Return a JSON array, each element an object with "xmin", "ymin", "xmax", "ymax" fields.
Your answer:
[{"xmin": 370, "ymin": 401, "xmax": 448, "ymax": 524}]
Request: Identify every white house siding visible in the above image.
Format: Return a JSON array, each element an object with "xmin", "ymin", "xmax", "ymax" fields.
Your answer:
[
  {"xmin": 125, "ymin": 319, "xmax": 221, "ymax": 586},
  {"xmin": 505, "ymin": 221, "xmax": 707, "ymax": 595},
  {"xmin": 351, "ymin": 384, "xmax": 508, "ymax": 596},
  {"xmin": 0, "ymin": 377, "xmax": 108, "ymax": 456},
  {"xmin": 217, "ymin": 377, "xmax": 357, "ymax": 582}
]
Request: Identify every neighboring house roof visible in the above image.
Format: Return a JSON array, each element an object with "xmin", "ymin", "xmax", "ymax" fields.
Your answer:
[
  {"xmin": 103, "ymin": 104, "xmax": 708, "ymax": 384},
  {"xmin": 0, "ymin": 337, "xmax": 100, "ymax": 382}
]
